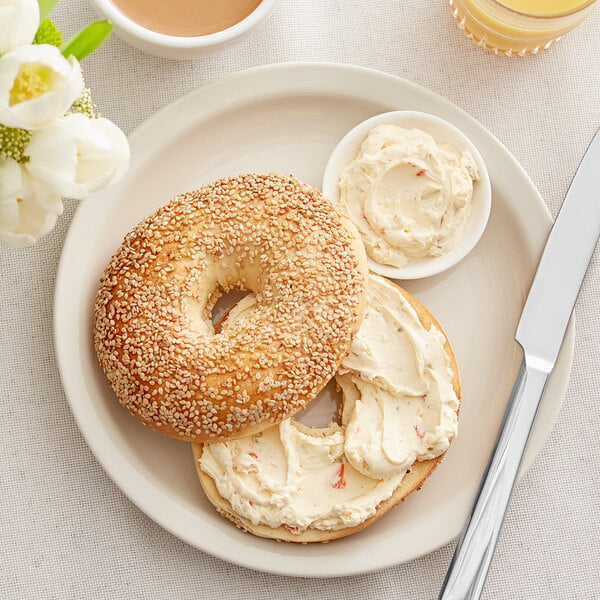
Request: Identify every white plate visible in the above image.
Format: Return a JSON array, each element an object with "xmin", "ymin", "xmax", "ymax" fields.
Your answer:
[{"xmin": 54, "ymin": 63, "xmax": 574, "ymax": 578}]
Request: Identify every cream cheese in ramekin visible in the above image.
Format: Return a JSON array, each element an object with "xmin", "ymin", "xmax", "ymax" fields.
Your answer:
[{"xmin": 338, "ymin": 124, "xmax": 480, "ymax": 268}]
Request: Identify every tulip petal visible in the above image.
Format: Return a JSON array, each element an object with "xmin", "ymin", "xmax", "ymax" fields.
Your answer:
[
  {"xmin": 26, "ymin": 113, "xmax": 130, "ymax": 199},
  {"xmin": 0, "ymin": 45, "xmax": 83, "ymax": 130},
  {"xmin": 0, "ymin": 0, "xmax": 40, "ymax": 55},
  {"xmin": 92, "ymin": 117, "xmax": 130, "ymax": 188},
  {"xmin": 0, "ymin": 159, "xmax": 21, "ymax": 231},
  {"xmin": 28, "ymin": 173, "xmax": 64, "ymax": 213},
  {"xmin": 0, "ymin": 164, "xmax": 62, "ymax": 247},
  {"xmin": 0, "ymin": 208, "xmax": 57, "ymax": 246},
  {"xmin": 0, "ymin": 156, "xmax": 22, "ymax": 199},
  {"xmin": 15, "ymin": 188, "xmax": 58, "ymax": 237},
  {"xmin": 0, "ymin": 196, "xmax": 19, "ymax": 232},
  {"xmin": 68, "ymin": 114, "xmax": 130, "ymax": 193},
  {"xmin": 25, "ymin": 121, "xmax": 78, "ymax": 196}
]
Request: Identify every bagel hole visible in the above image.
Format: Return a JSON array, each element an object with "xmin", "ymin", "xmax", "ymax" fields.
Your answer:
[
  {"xmin": 294, "ymin": 379, "xmax": 342, "ymax": 428},
  {"xmin": 211, "ymin": 288, "xmax": 251, "ymax": 327}
]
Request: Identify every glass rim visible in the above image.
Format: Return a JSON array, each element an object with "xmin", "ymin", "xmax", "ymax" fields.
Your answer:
[{"xmin": 493, "ymin": 0, "xmax": 596, "ymax": 19}]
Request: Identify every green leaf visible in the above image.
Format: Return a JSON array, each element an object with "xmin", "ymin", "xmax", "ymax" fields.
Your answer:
[
  {"xmin": 33, "ymin": 18, "xmax": 62, "ymax": 47},
  {"xmin": 37, "ymin": 0, "xmax": 60, "ymax": 21},
  {"xmin": 60, "ymin": 20, "xmax": 113, "ymax": 61}
]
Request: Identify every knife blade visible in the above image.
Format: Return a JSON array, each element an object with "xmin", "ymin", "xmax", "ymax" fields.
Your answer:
[{"xmin": 438, "ymin": 127, "xmax": 600, "ymax": 600}]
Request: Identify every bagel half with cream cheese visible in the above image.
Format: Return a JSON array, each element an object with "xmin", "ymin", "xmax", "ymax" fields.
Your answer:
[{"xmin": 193, "ymin": 275, "xmax": 461, "ymax": 543}]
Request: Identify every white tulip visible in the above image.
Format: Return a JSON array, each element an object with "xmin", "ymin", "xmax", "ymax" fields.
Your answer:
[
  {"xmin": 0, "ymin": 0, "xmax": 40, "ymax": 55},
  {"xmin": 0, "ymin": 158, "xmax": 21, "ymax": 233},
  {"xmin": 0, "ymin": 158, "xmax": 63, "ymax": 247},
  {"xmin": 0, "ymin": 44, "xmax": 83, "ymax": 130},
  {"xmin": 25, "ymin": 113, "xmax": 130, "ymax": 199}
]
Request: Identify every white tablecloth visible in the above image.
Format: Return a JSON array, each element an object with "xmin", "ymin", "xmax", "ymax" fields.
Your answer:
[{"xmin": 1, "ymin": 1, "xmax": 599, "ymax": 598}]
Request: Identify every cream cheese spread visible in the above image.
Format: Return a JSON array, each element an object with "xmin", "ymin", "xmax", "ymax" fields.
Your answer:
[
  {"xmin": 199, "ymin": 275, "xmax": 459, "ymax": 533},
  {"xmin": 338, "ymin": 124, "xmax": 480, "ymax": 268}
]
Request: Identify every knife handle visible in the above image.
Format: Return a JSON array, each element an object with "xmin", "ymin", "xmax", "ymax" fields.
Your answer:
[{"xmin": 438, "ymin": 358, "xmax": 550, "ymax": 600}]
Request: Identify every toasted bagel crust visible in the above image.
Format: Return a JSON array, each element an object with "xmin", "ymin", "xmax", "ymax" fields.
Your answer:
[{"xmin": 93, "ymin": 174, "xmax": 367, "ymax": 443}]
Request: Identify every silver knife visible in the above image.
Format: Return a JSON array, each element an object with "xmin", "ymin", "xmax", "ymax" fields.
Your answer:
[{"xmin": 438, "ymin": 127, "xmax": 600, "ymax": 600}]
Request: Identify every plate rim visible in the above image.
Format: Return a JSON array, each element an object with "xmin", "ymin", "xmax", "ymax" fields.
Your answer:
[{"xmin": 53, "ymin": 62, "xmax": 574, "ymax": 577}]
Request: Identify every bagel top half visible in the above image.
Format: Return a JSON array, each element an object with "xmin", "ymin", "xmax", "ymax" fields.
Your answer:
[{"xmin": 93, "ymin": 173, "xmax": 368, "ymax": 443}]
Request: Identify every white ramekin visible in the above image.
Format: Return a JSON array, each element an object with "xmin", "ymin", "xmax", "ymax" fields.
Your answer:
[
  {"xmin": 322, "ymin": 110, "xmax": 492, "ymax": 280},
  {"xmin": 90, "ymin": 0, "xmax": 279, "ymax": 59}
]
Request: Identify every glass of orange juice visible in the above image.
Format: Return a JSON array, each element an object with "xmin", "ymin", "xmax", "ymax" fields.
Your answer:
[{"xmin": 449, "ymin": 0, "xmax": 596, "ymax": 56}]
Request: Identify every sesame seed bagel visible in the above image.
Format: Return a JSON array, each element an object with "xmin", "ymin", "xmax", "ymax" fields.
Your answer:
[
  {"xmin": 93, "ymin": 173, "xmax": 368, "ymax": 443},
  {"xmin": 192, "ymin": 279, "xmax": 460, "ymax": 542}
]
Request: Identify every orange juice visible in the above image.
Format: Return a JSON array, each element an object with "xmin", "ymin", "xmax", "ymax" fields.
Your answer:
[
  {"xmin": 449, "ymin": 0, "xmax": 596, "ymax": 55},
  {"xmin": 500, "ymin": 0, "xmax": 590, "ymax": 14}
]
